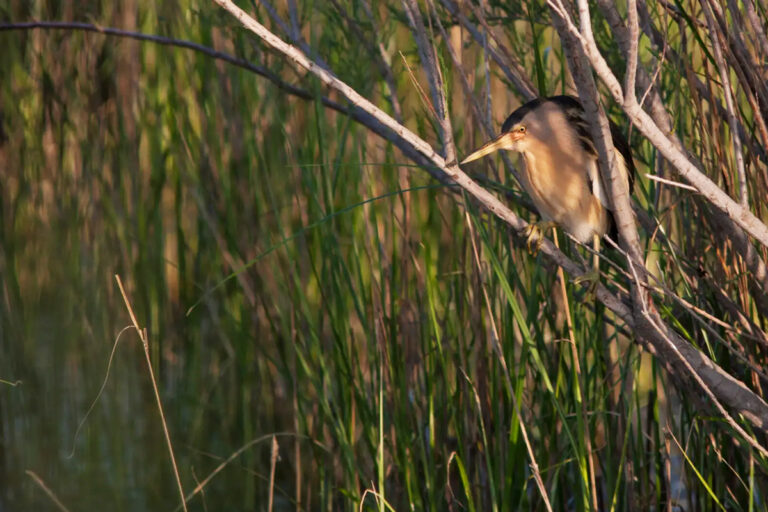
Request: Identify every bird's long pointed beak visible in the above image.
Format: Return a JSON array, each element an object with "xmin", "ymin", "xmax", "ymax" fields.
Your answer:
[{"xmin": 460, "ymin": 132, "xmax": 520, "ymax": 165}]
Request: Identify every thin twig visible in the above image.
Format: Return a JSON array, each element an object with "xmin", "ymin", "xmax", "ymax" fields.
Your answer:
[
  {"xmin": 115, "ymin": 275, "xmax": 188, "ymax": 512},
  {"xmin": 268, "ymin": 435, "xmax": 279, "ymax": 512},
  {"xmin": 702, "ymin": 0, "xmax": 749, "ymax": 208},
  {"xmin": 67, "ymin": 325, "xmax": 134, "ymax": 458},
  {"xmin": 25, "ymin": 470, "xmax": 71, "ymax": 512},
  {"xmin": 644, "ymin": 174, "xmax": 699, "ymax": 192},
  {"xmin": 174, "ymin": 432, "xmax": 317, "ymax": 509}
]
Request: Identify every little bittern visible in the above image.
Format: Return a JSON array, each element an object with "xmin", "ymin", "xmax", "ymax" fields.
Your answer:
[{"xmin": 461, "ymin": 95, "xmax": 635, "ymax": 289}]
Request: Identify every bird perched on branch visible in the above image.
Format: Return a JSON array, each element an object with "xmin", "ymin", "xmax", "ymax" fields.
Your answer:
[{"xmin": 461, "ymin": 95, "xmax": 635, "ymax": 291}]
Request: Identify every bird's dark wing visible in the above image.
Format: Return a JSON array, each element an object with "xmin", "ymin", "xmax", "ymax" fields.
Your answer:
[{"xmin": 609, "ymin": 122, "xmax": 636, "ymax": 195}]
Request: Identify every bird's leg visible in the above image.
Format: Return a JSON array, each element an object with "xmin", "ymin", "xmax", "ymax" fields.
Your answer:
[
  {"xmin": 573, "ymin": 233, "xmax": 601, "ymax": 299},
  {"xmin": 522, "ymin": 220, "xmax": 557, "ymax": 254}
]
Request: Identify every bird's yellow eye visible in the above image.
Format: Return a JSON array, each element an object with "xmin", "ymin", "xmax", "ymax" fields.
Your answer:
[{"xmin": 518, "ymin": 126, "xmax": 526, "ymax": 133}]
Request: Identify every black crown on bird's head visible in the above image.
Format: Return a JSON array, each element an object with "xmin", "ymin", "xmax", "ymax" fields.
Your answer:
[{"xmin": 501, "ymin": 95, "xmax": 584, "ymax": 134}]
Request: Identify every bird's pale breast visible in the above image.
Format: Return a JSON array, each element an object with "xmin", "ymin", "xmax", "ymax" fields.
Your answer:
[{"xmin": 520, "ymin": 145, "xmax": 608, "ymax": 244}]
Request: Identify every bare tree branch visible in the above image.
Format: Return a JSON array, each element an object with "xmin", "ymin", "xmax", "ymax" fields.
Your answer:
[
  {"xmin": 548, "ymin": 0, "xmax": 768, "ymax": 443},
  {"xmin": 547, "ymin": 0, "xmax": 768, "ymax": 250},
  {"xmin": 596, "ymin": 0, "xmax": 768, "ymax": 319}
]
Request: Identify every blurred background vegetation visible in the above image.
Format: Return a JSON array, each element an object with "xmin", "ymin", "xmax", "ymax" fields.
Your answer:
[{"xmin": 1, "ymin": 0, "xmax": 767, "ymax": 510}]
